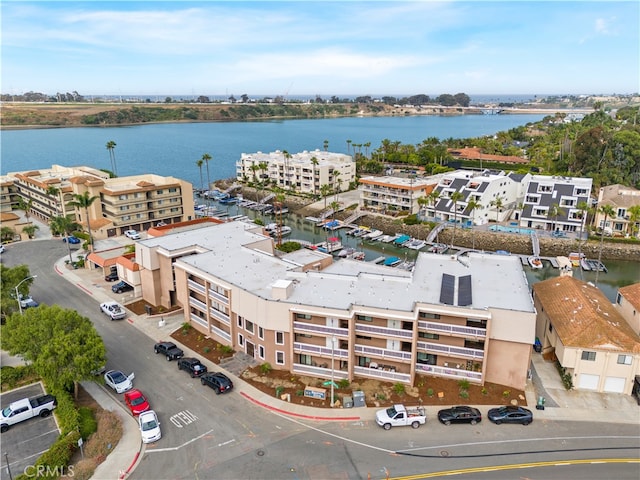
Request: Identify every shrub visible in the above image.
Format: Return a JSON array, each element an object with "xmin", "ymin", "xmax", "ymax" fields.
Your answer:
[
  {"xmin": 459, "ymin": 389, "xmax": 469, "ymax": 399},
  {"xmin": 393, "ymin": 383, "xmax": 406, "ymax": 395},
  {"xmin": 181, "ymin": 322, "xmax": 192, "ymax": 335},
  {"xmin": 25, "ymin": 430, "xmax": 81, "ymax": 480},
  {"xmin": 275, "ymin": 386, "xmax": 284, "ymax": 397},
  {"xmin": 337, "ymin": 379, "xmax": 350, "ymax": 389},
  {"xmin": 555, "ymin": 361, "xmax": 573, "ymax": 390},
  {"xmin": 427, "ymin": 388, "xmax": 434, "ymax": 397},
  {"xmin": 203, "ymin": 346, "xmax": 211, "ymax": 354},
  {"xmin": 295, "ymin": 389, "xmax": 304, "ymax": 397},
  {"xmin": 376, "ymin": 393, "xmax": 386, "ymax": 401},
  {"xmin": 219, "ymin": 344, "xmax": 234, "ymax": 355},
  {"xmin": 502, "ymin": 390, "xmax": 511, "ymax": 398},
  {"xmin": 78, "ymin": 407, "xmax": 98, "ymax": 440},
  {"xmin": 0, "ymin": 364, "xmax": 38, "ymax": 391},
  {"xmin": 481, "ymin": 387, "xmax": 488, "ymax": 395},
  {"xmin": 457, "ymin": 379, "xmax": 470, "ymax": 391},
  {"xmin": 83, "ymin": 410, "xmax": 122, "ymax": 458},
  {"xmin": 260, "ymin": 362, "xmax": 272, "ymax": 374}
]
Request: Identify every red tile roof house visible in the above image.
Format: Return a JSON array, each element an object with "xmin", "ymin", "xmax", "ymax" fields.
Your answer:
[{"xmin": 532, "ymin": 276, "xmax": 640, "ymax": 395}]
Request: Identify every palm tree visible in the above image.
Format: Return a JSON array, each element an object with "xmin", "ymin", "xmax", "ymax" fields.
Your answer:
[
  {"xmin": 68, "ymin": 192, "xmax": 99, "ymax": 250},
  {"xmin": 202, "ymin": 153, "xmax": 212, "ymax": 203},
  {"xmin": 282, "ymin": 150, "xmax": 292, "ymax": 191},
  {"xmin": 576, "ymin": 200, "xmax": 590, "ymax": 243},
  {"xmin": 416, "ymin": 196, "xmax": 429, "ymax": 218},
  {"xmin": 333, "ymin": 170, "xmax": 342, "ymax": 202},
  {"xmin": 310, "ymin": 157, "xmax": 319, "ymax": 195},
  {"xmin": 595, "ymin": 204, "xmax": 615, "ymax": 286},
  {"xmin": 427, "ymin": 190, "xmax": 440, "ymax": 219},
  {"xmin": 449, "ymin": 191, "xmax": 464, "ymax": 248},
  {"xmin": 547, "ymin": 203, "xmax": 565, "ymax": 233},
  {"xmin": 106, "ymin": 140, "xmax": 118, "ymax": 176},
  {"xmin": 490, "ymin": 195, "xmax": 504, "ymax": 223},
  {"xmin": 329, "ymin": 201, "xmax": 340, "ymax": 221},
  {"xmin": 628, "ymin": 205, "xmax": 640, "ymax": 238},
  {"xmin": 50, "ymin": 215, "xmax": 81, "ymax": 263},
  {"xmin": 466, "ymin": 199, "xmax": 482, "ymax": 250},
  {"xmin": 196, "ymin": 159, "xmax": 205, "ymax": 197},
  {"xmin": 346, "ymin": 139, "xmax": 352, "ymax": 155},
  {"xmin": 46, "ymin": 185, "xmax": 63, "ymax": 216},
  {"xmin": 17, "ymin": 196, "xmax": 34, "ymax": 224},
  {"xmin": 323, "ymin": 139, "xmax": 329, "ymax": 152},
  {"xmin": 320, "ymin": 184, "xmax": 332, "ymax": 210}
]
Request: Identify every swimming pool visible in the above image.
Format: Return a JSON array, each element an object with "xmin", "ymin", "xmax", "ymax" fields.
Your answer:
[{"xmin": 489, "ymin": 225, "xmax": 537, "ymax": 235}]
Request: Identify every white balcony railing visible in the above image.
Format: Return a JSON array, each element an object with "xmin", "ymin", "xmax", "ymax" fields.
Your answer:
[
  {"xmin": 293, "ymin": 321, "xmax": 349, "ymax": 338},
  {"xmin": 210, "ymin": 324, "xmax": 231, "ymax": 343},
  {"xmin": 418, "ymin": 320, "xmax": 486, "ymax": 339},
  {"xmin": 187, "ymin": 279, "xmax": 206, "ymax": 295},
  {"xmin": 293, "ymin": 342, "xmax": 349, "ymax": 358},
  {"xmin": 209, "ymin": 307, "xmax": 230, "ymax": 325},
  {"xmin": 355, "ymin": 324, "xmax": 413, "ymax": 339},
  {"xmin": 353, "ymin": 365, "xmax": 411, "ymax": 383},
  {"xmin": 354, "ymin": 344, "xmax": 413, "ymax": 361},
  {"xmin": 415, "ymin": 363, "xmax": 482, "ymax": 382},
  {"xmin": 190, "ymin": 313, "xmax": 207, "ymax": 329},
  {"xmin": 189, "ymin": 296, "xmax": 207, "ymax": 312},
  {"xmin": 416, "ymin": 341, "xmax": 484, "ymax": 359},
  {"xmin": 208, "ymin": 288, "xmax": 229, "ymax": 305},
  {"xmin": 292, "ymin": 363, "xmax": 349, "ymax": 379}
]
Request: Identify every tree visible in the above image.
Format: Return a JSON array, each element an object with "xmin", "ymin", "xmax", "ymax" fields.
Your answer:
[
  {"xmin": 196, "ymin": 158, "xmax": 205, "ymax": 197},
  {"xmin": 466, "ymin": 199, "xmax": 482, "ymax": 250},
  {"xmin": 333, "ymin": 170, "xmax": 342, "ymax": 202},
  {"xmin": 310, "ymin": 157, "xmax": 319, "ymax": 195},
  {"xmin": 0, "ymin": 264, "xmax": 33, "ymax": 317},
  {"xmin": 106, "ymin": 140, "xmax": 118, "ymax": 176},
  {"xmin": 323, "ymin": 139, "xmax": 329, "ymax": 152},
  {"xmin": 595, "ymin": 204, "xmax": 615, "ymax": 286},
  {"xmin": 68, "ymin": 192, "xmax": 99, "ymax": 249},
  {"xmin": 490, "ymin": 195, "xmax": 504, "ymax": 223},
  {"xmin": 449, "ymin": 191, "xmax": 464, "ymax": 247},
  {"xmin": 282, "ymin": 150, "xmax": 292, "ymax": 190},
  {"xmin": 628, "ymin": 204, "xmax": 640, "ymax": 238},
  {"xmin": 50, "ymin": 215, "xmax": 81, "ymax": 263},
  {"xmin": 320, "ymin": 184, "xmax": 332, "ymax": 210},
  {"xmin": 417, "ymin": 196, "xmax": 429, "ymax": 218},
  {"xmin": 576, "ymin": 200, "xmax": 590, "ymax": 244},
  {"xmin": 329, "ymin": 201, "xmax": 340, "ymax": 220},
  {"xmin": 22, "ymin": 224, "xmax": 38, "ymax": 239},
  {"xmin": 17, "ymin": 196, "xmax": 34, "ymax": 224},
  {"xmin": 1, "ymin": 226, "xmax": 15, "ymax": 243},
  {"xmin": 202, "ymin": 153, "xmax": 213, "ymax": 203},
  {"xmin": 46, "ymin": 185, "xmax": 63, "ymax": 216},
  {"xmin": 427, "ymin": 190, "xmax": 441, "ymax": 218},
  {"xmin": 2, "ymin": 304, "xmax": 106, "ymax": 392},
  {"xmin": 346, "ymin": 139, "xmax": 352, "ymax": 155},
  {"xmin": 547, "ymin": 203, "xmax": 565, "ymax": 232}
]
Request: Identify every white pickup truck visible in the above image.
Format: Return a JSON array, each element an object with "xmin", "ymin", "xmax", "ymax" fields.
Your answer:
[
  {"xmin": 375, "ymin": 404, "xmax": 426, "ymax": 430},
  {"xmin": 1, "ymin": 394, "xmax": 57, "ymax": 432}
]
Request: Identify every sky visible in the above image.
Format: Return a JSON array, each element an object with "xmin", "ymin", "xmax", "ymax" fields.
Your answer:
[{"xmin": 1, "ymin": 1, "xmax": 638, "ymax": 97}]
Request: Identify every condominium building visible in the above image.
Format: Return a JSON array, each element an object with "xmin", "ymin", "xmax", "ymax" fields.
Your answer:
[
  {"xmin": 594, "ymin": 184, "xmax": 640, "ymax": 237},
  {"xmin": 359, "ymin": 175, "xmax": 435, "ymax": 214},
  {"xmin": 136, "ymin": 221, "xmax": 536, "ymax": 391},
  {"xmin": 6, "ymin": 165, "xmax": 195, "ymax": 239},
  {"xmin": 519, "ymin": 175, "xmax": 592, "ymax": 233},
  {"xmin": 236, "ymin": 150, "xmax": 355, "ymax": 195}
]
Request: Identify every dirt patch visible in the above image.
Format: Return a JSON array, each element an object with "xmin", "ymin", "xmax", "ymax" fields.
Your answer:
[
  {"xmin": 173, "ymin": 328, "xmax": 526, "ymax": 409},
  {"xmin": 125, "ymin": 299, "xmax": 181, "ymax": 316}
]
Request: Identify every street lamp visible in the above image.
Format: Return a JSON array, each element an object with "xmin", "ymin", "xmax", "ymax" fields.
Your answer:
[
  {"xmin": 15, "ymin": 275, "xmax": 37, "ymax": 315},
  {"xmin": 330, "ymin": 335, "xmax": 337, "ymax": 408}
]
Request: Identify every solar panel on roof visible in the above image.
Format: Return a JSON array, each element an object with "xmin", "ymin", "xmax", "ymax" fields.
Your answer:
[
  {"xmin": 440, "ymin": 273, "xmax": 455, "ymax": 305},
  {"xmin": 458, "ymin": 275, "xmax": 472, "ymax": 306}
]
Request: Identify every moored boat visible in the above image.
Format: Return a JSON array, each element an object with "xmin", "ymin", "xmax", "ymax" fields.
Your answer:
[
  {"xmin": 383, "ymin": 256, "xmax": 401, "ymax": 267},
  {"xmin": 528, "ymin": 256, "xmax": 543, "ymax": 269}
]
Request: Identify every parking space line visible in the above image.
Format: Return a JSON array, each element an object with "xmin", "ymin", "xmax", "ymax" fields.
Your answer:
[{"xmin": 145, "ymin": 429, "xmax": 215, "ymax": 453}]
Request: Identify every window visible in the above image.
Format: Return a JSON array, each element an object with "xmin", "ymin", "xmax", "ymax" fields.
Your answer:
[
  {"xmin": 581, "ymin": 351, "xmax": 596, "ymax": 361},
  {"xmin": 299, "ymin": 354, "xmax": 312, "ymax": 365},
  {"xmin": 258, "ymin": 345, "xmax": 265, "ymax": 359},
  {"xmin": 276, "ymin": 351, "xmax": 285, "ymax": 365},
  {"xmin": 245, "ymin": 319, "xmax": 254, "ymax": 334},
  {"xmin": 157, "ymin": 189, "xmax": 164, "ymax": 194},
  {"xmin": 418, "ymin": 332, "xmax": 440, "ymax": 340},
  {"xmin": 169, "ymin": 187, "xmax": 177, "ymax": 193},
  {"xmin": 237, "ymin": 316, "xmax": 243, "ymax": 328},
  {"xmin": 275, "ymin": 331, "xmax": 284, "ymax": 345},
  {"xmin": 295, "ymin": 313, "xmax": 312, "ymax": 320},
  {"xmin": 238, "ymin": 334, "xmax": 244, "ymax": 347},
  {"xmin": 616, "ymin": 293, "xmax": 623, "ymax": 305},
  {"xmin": 419, "ymin": 312, "xmax": 440, "ymax": 319},
  {"xmin": 356, "ymin": 315, "xmax": 373, "ymax": 322},
  {"xmin": 119, "ymin": 194, "xmax": 127, "ymax": 200},
  {"xmin": 258, "ymin": 326, "xmax": 264, "ymax": 340},
  {"xmin": 122, "ymin": 215, "xmax": 131, "ymax": 221},
  {"xmin": 617, "ymin": 354, "xmax": 632, "ymax": 365}
]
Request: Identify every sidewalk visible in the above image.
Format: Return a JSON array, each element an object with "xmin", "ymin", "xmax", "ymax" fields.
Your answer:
[{"xmin": 53, "ymin": 255, "xmax": 639, "ymax": 479}]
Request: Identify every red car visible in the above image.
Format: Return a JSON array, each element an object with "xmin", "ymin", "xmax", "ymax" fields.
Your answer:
[{"xmin": 123, "ymin": 389, "xmax": 150, "ymax": 416}]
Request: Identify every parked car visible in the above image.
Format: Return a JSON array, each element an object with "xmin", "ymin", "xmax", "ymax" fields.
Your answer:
[
  {"xmin": 138, "ymin": 410, "xmax": 161, "ymax": 443},
  {"xmin": 18, "ymin": 294, "xmax": 39, "ymax": 309},
  {"xmin": 487, "ymin": 406, "xmax": 533, "ymax": 425},
  {"xmin": 177, "ymin": 357, "xmax": 208, "ymax": 378},
  {"xmin": 105, "ymin": 270, "xmax": 119, "ymax": 282},
  {"xmin": 111, "ymin": 281, "xmax": 133, "ymax": 294},
  {"xmin": 153, "ymin": 341, "xmax": 184, "ymax": 361},
  {"xmin": 62, "ymin": 235, "xmax": 81, "ymax": 244},
  {"xmin": 104, "ymin": 369, "xmax": 135, "ymax": 394},
  {"xmin": 124, "ymin": 389, "xmax": 150, "ymax": 416},
  {"xmin": 200, "ymin": 372, "xmax": 233, "ymax": 394},
  {"xmin": 1, "ymin": 394, "xmax": 57, "ymax": 433},
  {"xmin": 437, "ymin": 406, "xmax": 482, "ymax": 425},
  {"xmin": 100, "ymin": 301, "xmax": 126, "ymax": 320},
  {"xmin": 124, "ymin": 230, "xmax": 141, "ymax": 240},
  {"xmin": 0, "ymin": 245, "xmax": 6, "ymax": 254},
  {"xmin": 375, "ymin": 404, "xmax": 426, "ymax": 430}
]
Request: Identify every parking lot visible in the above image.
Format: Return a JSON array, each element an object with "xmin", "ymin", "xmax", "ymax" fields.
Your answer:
[{"xmin": 1, "ymin": 383, "xmax": 60, "ymax": 480}]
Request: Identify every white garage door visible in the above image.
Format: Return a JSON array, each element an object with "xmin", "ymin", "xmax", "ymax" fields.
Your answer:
[
  {"xmin": 604, "ymin": 376, "xmax": 625, "ymax": 393},
  {"xmin": 578, "ymin": 373, "xmax": 599, "ymax": 390}
]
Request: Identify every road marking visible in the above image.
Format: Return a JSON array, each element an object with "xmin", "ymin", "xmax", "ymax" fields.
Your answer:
[
  {"xmin": 169, "ymin": 410, "xmax": 198, "ymax": 428},
  {"xmin": 218, "ymin": 439, "xmax": 235, "ymax": 447},
  {"xmin": 146, "ymin": 429, "xmax": 215, "ymax": 453}
]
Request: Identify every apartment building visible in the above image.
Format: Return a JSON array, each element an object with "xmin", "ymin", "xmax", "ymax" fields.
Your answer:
[
  {"xmin": 519, "ymin": 175, "xmax": 592, "ymax": 233},
  {"xmin": 236, "ymin": 150, "xmax": 355, "ymax": 195},
  {"xmin": 358, "ymin": 176, "xmax": 435, "ymax": 214},
  {"xmin": 421, "ymin": 170, "xmax": 525, "ymax": 225},
  {"xmin": 0, "ymin": 176, "xmax": 19, "ymax": 213},
  {"xmin": 594, "ymin": 184, "xmax": 640, "ymax": 237},
  {"xmin": 136, "ymin": 221, "xmax": 536, "ymax": 391},
  {"xmin": 532, "ymin": 276, "xmax": 640, "ymax": 395},
  {"xmin": 6, "ymin": 165, "xmax": 195, "ymax": 239}
]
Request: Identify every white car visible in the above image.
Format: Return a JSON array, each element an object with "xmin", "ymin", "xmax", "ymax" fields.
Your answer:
[
  {"xmin": 104, "ymin": 369, "xmax": 135, "ymax": 394},
  {"xmin": 138, "ymin": 410, "xmax": 161, "ymax": 444},
  {"xmin": 0, "ymin": 244, "xmax": 5, "ymax": 254},
  {"xmin": 124, "ymin": 230, "xmax": 141, "ymax": 240},
  {"xmin": 100, "ymin": 301, "xmax": 126, "ymax": 320}
]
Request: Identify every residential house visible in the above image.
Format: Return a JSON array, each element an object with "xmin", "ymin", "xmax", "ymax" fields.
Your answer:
[
  {"xmin": 616, "ymin": 283, "xmax": 640, "ymax": 336},
  {"xmin": 594, "ymin": 184, "xmax": 640, "ymax": 237},
  {"xmin": 532, "ymin": 276, "xmax": 640, "ymax": 395},
  {"xmin": 135, "ymin": 220, "xmax": 537, "ymax": 391},
  {"xmin": 236, "ymin": 150, "xmax": 355, "ymax": 195},
  {"xmin": 358, "ymin": 175, "xmax": 435, "ymax": 214},
  {"xmin": 519, "ymin": 175, "xmax": 592, "ymax": 233},
  {"xmin": 448, "ymin": 147, "xmax": 529, "ymax": 168}
]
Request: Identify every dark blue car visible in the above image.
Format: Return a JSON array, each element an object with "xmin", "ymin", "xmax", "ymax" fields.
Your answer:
[{"xmin": 63, "ymin": 236, "xmax": 81, "ymax": 244}]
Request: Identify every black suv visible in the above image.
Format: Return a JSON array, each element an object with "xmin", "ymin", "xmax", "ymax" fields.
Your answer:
[
  {"xmin": 153, "ymin": 341, "xmax": 184, "ymax": 361},
  {"xmin": 111, "ymin": 281, "xmax": 133, "ymax": 294},
  {"xmin": 105, "ymin": 267, "xmax": 118, "ymax": 282},
  {"xmin": 177, "ymin": 357, "xmax": 208, "ymax": 378},
  {"xmin": 200, "ymin": 372, "xmax": 233, "ymax": 394}
]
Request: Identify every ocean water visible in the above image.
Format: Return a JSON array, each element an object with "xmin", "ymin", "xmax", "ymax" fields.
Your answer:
[{"xmin": 1, "ymin": 114, "xmax": 546, "ymax": 188}]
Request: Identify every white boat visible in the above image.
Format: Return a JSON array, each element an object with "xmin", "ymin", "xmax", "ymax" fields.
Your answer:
[
  {"xmin": 406, "ymin": 239, "xmax": 426, "ymax": 250},
  {"xmin": 428, "ymin": 243, "xmax": 448, "ymax": 254},
  {"xmin": 347, "ymin": 251, "xmax": 366, "ymax": 261},
  {"xmin": 363, "ymin": 229, "xmax": 383, "ymax": 240},
  {"xmin": 381, "ymin": 234, "xmax": 401, "ymax": 243},
  {"xmin": 336, "ymin": 247, "xmax": 356, "ymax": 258},
  {"xmin": 315, "ymin": 240, "xmax": 343, "ymax": 253},
  {"xmin": 568, "ymin": 252, "xmax": 585, "ymax": 267},
  {"xmin": 528, "ymin": 256, "xmax": 543, "ymax": 269}
]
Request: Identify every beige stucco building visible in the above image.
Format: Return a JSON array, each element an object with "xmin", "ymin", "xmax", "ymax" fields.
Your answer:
[
  {"xmin": 594, "ymin": 184, "xmax": 640, "ymax": 237},
  {"xmin": 135, "ymin": 220, "xmax": 537, "ymax": 390},
  {"xmin": 532, "ymin": 276, "xmax": 640, "ymax": 395},
  {"xmin": 616, "ymin": 283, "xmax": 640, "ymax": 336},
  {"xmin": 5, "ymin": 165, "xmax": 195, "ymax": 239}
]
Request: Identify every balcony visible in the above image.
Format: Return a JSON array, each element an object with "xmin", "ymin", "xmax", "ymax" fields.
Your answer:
[
  {"xmin": 293, "ymin": 321, "xmax": 349, "ymax": 338},
  {"xmin": 353, "ymin": 365, "xmax": 411, "ymax": 383},
  {"xmin": 292, "ymin": 363, "xmax": 349, "ymax": 379},
  {"xmin": 355, "ymin": 324, "xmax": 413, "ymax": 339},
  {"xmin": 293, "ymin": 342, "xmax": 349, "ymax": 359},
  {"xmin": 418, "ymin": 320, "xmax": 486, "ymax": 339},
  {"xmin": 208, "ymin": 288, "xmax": 229, "ymax": 305},
  {"xmin": 189, "ymin": 296, "xmax": 207, "ymax": 312},
  {"xmin": 415, "ymin": 363, "xmax": 482, "ymax": 382},
  {"xmin": 417, "ymin": 340, "xmax": 484, "ymax": 360},
  {"xmin": 354, "ymin": 344, "xmax": 413, "ymax": 362},
  {"xmin": 209, "ymin": 307, "xmax": 230, "ymax": 325},
  {"xmin": 190, "ymin": 312, "xmax": 207, "ymax": 329},
  {"xmin": 187, "ymin": 279, "xmax": 206, "ymax": 295},
  {"xmin": 210, "ymin": 324, "xmax": 231, "ymax": 343}
]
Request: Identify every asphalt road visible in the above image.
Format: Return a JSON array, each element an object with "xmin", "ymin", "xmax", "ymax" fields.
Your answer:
[{"xmin": 3, "ymin": 240, "xmax": 639, "ymax": 480}]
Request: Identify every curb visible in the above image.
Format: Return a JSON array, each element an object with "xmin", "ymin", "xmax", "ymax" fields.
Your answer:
[{"xmin": 240, "ymin": 391, "xmax": 362, "ymax": 421}]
